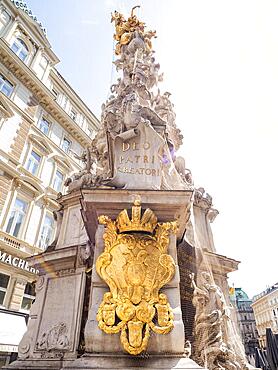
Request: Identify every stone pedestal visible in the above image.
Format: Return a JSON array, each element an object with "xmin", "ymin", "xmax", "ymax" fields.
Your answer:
[
  {"xmin": 6, "ymin": 189, "xmax": 208, "ymax": 369},
  {"xmin": 5, "ymin": 191, "xmax": 88, "ymax": 370},
  {"xmin": 63, "ymin": 354, "xmax": 205, "ymax": 369},
  {"xmin": 81, "ymin": 190, "xmax": 192, "ymax": 357}
]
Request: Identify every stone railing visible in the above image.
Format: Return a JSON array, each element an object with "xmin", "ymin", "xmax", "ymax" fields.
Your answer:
[{"xmin": 0, "ymin": 230, "xmax": 41, "ymax": 256}]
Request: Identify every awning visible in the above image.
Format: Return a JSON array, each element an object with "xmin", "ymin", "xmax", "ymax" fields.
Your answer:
[{"xmin": 0, "ymin": 311, "xmax": 27, "ymax": 353}]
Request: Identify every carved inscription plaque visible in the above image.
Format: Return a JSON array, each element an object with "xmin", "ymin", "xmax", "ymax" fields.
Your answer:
[{"xmin": 111, "ymin": 122, "xmax": 164, "ymax": 189}]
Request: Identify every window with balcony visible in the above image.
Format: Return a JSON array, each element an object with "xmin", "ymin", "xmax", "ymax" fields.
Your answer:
[
  {"xmin": 61, "ymin": 137, "xmax": 71, "ymax": 153},
  {"xmin": 0, "ymin": 273, "xmax": 10, "ymax": 306},
  {"xmin": 21, "ymin": 282, "xmax": 35, "ymax": 311},
  {"xmin": 0, "ymin": 74, "xmax": 14, "ymax": 97},
  {"xmin": 53, "ymin": 170, "xmax": 64, "ymax": 192},
  {"xmin": 38, "ymin": 117, "xmax": 50, "ymax": 135},
  {"xmin": 6, "ymin": 198, "xmax": 28, "ymax": 237},
  {"xmin": 11, "ymin": 38, "xmax": 29, "ymax": 62},
  {"xmin": 26, "ymin": 150, "xmax": 41, "ymax": 176},
  {"xmin": 70, "ymin": 108, "xmax": 77, "ymax": 122},
  {"xmin": 38, "ymin": 213, "xmax": 54, "ymax": 250}
]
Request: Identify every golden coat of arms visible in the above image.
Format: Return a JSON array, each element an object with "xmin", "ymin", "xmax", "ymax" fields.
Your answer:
[{"xmin": 96, "ymin": 200, "xmax": 177, "ymax": 355}]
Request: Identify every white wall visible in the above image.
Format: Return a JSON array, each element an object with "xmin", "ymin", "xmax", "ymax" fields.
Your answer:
[
  {"xmin": 40, "ymin": 158, "xmax": 54, "ymax": 187},
  {"xmin": 49, "ymin": 122, "xmax": 63, "ymax": 147},
  {"xmin": 25, "ymin": 203, "xmax": 42, "ymax": 245},
  {"xmin": 0, "ymin": 113, "xmax": 21, "ymax": 152},
  {"xmin": 13, "ymin": 85, "xmax": 31, "ymax": 111}
]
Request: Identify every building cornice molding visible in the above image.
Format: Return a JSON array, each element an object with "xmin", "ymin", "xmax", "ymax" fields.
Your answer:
[
  {"xmin": 204, "ymin": 249, "xmax": 240, "ymax": 276},
  {"xmin": 4, "ymin": 0, "xmax": 59, "ymax": 63},
  {"xmin": 0, "ymin": 39, "xmax": 94, "ymax": 147},
  {"xmin": 31, "ymin": 125, "xmax": 82, "ymax": 171},
  {"xmin": 251, "ymin": 286, "xmax": 278, "ymax": 306},
  {"xmin": 0, "ymin": 91, "xmax": 33, "ymax": 124},
  {"xmin": 0, "ymin": 230, "xmax": 42, "ymax": 257},
  {"xmin": 0, "ymin": 157, "xmax": 19, "ymax": 177},
  {"xmin": 0, "ymin": 93, "xmax": 14, "ymax": 118},
  {"xmin": 50, "ymin": 70, "xmax": 99, "ymax": 130},
  {"xmin": 28, "ymin": 133, "xmax": 53, "ymax": 155},
  {"xmin": 0, "ymin": 159, "xmax": 60, "ymax": 210}
]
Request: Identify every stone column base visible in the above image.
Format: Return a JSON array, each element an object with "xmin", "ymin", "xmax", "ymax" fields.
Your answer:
[
  {"xmin": 62, "ymin": 354, "xmax": 207, "ymax": 369},
  {"xmin": 4, "ymin": 359, "xmax": 65, "ymax": 370}
]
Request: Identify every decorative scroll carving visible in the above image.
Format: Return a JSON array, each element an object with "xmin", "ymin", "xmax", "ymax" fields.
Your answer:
[
  {"xmin": 36, "ymin": 322, "xmax": 70, "ymax": 351},
  {"xmin": 96, "ymin": 200, "xmax": 177, "ymax": 355}
]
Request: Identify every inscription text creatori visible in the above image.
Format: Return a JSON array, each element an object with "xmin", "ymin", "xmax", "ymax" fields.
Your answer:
[{"xmin": 117, "ymin": 141, "xmax": 161, "ymax": 176}]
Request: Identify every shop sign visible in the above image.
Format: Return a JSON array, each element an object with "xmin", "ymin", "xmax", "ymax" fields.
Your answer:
[{"xmin": 0, "ymin": 250, "xmax": 39, "ymax": 274}]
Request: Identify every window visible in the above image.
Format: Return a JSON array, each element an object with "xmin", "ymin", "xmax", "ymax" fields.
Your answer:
[
  {"xmin": 70, "ymin": 109, "xmax": 77, "ymax": 122},
  {"xmin": 62, "ymin": 96, "xmax": 68, "ymax": 110},
  {"xmin": 87, "ymin": 127, "xmax": 94, "ymax": 138},
  {"xmin": 36, "ymin": 55, "xmax": 48, "ymax": 79},
  {"xmin": 39, "ymin": 213, "xmax": 54, "ymax": 250},
  {"xmin": 38, "ymin": 117, "xmax": 50, "ymax": 135},
  {"xmin": 0, "ymin": 74, "xmax": 14, "ymax": 97},
  {"xmin": 0, "ymin": 9, "xmax": 10, "ymax": 30},
  {"xmin": 53, "ymin": 170, "xmax": 63, "ymax": 192},
  {"xmin": 11, "ymin": 38, "xmax": 29, "ymax": 62},
  {"xmin": 0, "ymin": 273, "xmax": 10, "ymax": 306},
  {"xmin": 26, "ymin": 150, "xmax": 41, "ymax": 176},
  {"xmin": 61, "ymin": 137, "xmax": 71, "ymax": 153},
  {"xmin": 21, "ymin": 282, "xmax": 35, "ymax": 311},
  {"xmin": 6, "ymin": 198, "xmax": 28, "ymax": 237},
  {"xmin": 52, "ymin": 88, "xmax": 59, "ymax": 101}
]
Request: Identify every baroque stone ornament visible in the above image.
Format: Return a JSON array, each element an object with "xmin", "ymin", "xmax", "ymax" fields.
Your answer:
[
  {"xmin": 65, "ymin": 6, "xmax": 193, "ymax": 192},
  {"xmin": 191, "ymin": 273, "xmax": 248, "ymax": 370},
  {"xmin": 36, "ymin": 322, "xmax": 70, "ymax": 351},
  {"xmin": 96, "ymin": 200, "xmax": 177, "ymax": 355}
]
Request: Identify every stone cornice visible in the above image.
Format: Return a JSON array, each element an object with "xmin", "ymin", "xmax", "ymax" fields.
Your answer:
[
  {"xmin": 0, "ymin": 159, "xmax": 60, "ymax": 209},
  {"xmin": 0, "ymin": 230, "xmax": 42, "ymax": 257},
  {"xmin": 0, "ymin": 91, "xmax": 33, "ymax": 123},
  {"xmin": 31, "ymin": 125, "xmax": 81, "ymax": 171},
  {"xmin": 0, "ymin": 39, "xmax": 95, "ymax": 147},
  {"xmin": 5, "ymin": 0, "xmax": 59, "ymax": 64},
  {"xmin": 204, "ymin": 249, "xmax": 240, "ymax": 275},
  {"xmin": 50, "ymin": 70, "xmax": 100, "ymax": 130}
]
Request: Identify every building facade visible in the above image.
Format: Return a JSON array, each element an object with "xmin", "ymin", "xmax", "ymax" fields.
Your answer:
[
  {"xmin": 234, "ymin": 288, "xmax": 259, "ymax": 361},
  {"xmin": 0, "ymin": 0, "xmax": 99, "ymax": 365},
  {"xmin": 251, "ymin": 283, "xmax": 278, "ymax": 348}
]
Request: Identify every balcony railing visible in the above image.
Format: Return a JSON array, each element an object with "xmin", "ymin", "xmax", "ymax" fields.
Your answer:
[{"xmin": 0, "ymin": 230, "xmax": 41, "ymax": 256}]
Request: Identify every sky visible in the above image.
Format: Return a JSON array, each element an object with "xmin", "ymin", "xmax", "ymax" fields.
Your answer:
[{"xmin": 26, "ymin": 0, "xmax": 278, "ymax": 298}]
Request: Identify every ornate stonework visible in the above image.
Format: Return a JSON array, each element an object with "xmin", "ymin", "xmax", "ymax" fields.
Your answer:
[
  {"xmin": 96, "ymin": 200, "xmax": 177, "ymax": 355},
  {"xmin": 66, "ymin": 6, "xmax": 193, "ymax": 192},
  {"xmin": 36, "ymin": 322, "xmax": 70, "ymax": 351},
  {"xmin": 191, "ymin": 272, "xmax": 249, "ymax": 370}
]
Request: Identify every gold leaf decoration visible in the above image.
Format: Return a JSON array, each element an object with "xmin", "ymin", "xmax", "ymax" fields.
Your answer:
[{"xmin": 96, "ymin": 201, "xmax": 177, "ymax": 355}]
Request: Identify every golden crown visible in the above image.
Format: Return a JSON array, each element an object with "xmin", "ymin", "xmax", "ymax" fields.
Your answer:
[{"xmin": 115, "ymin": 200, "xmax": 157, "ymax": 234}]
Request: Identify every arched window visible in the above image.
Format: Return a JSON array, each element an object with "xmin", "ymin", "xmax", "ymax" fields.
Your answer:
[{"xmin": 11, "ymin": 38, "xmax": 29, "ymax": 62}]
